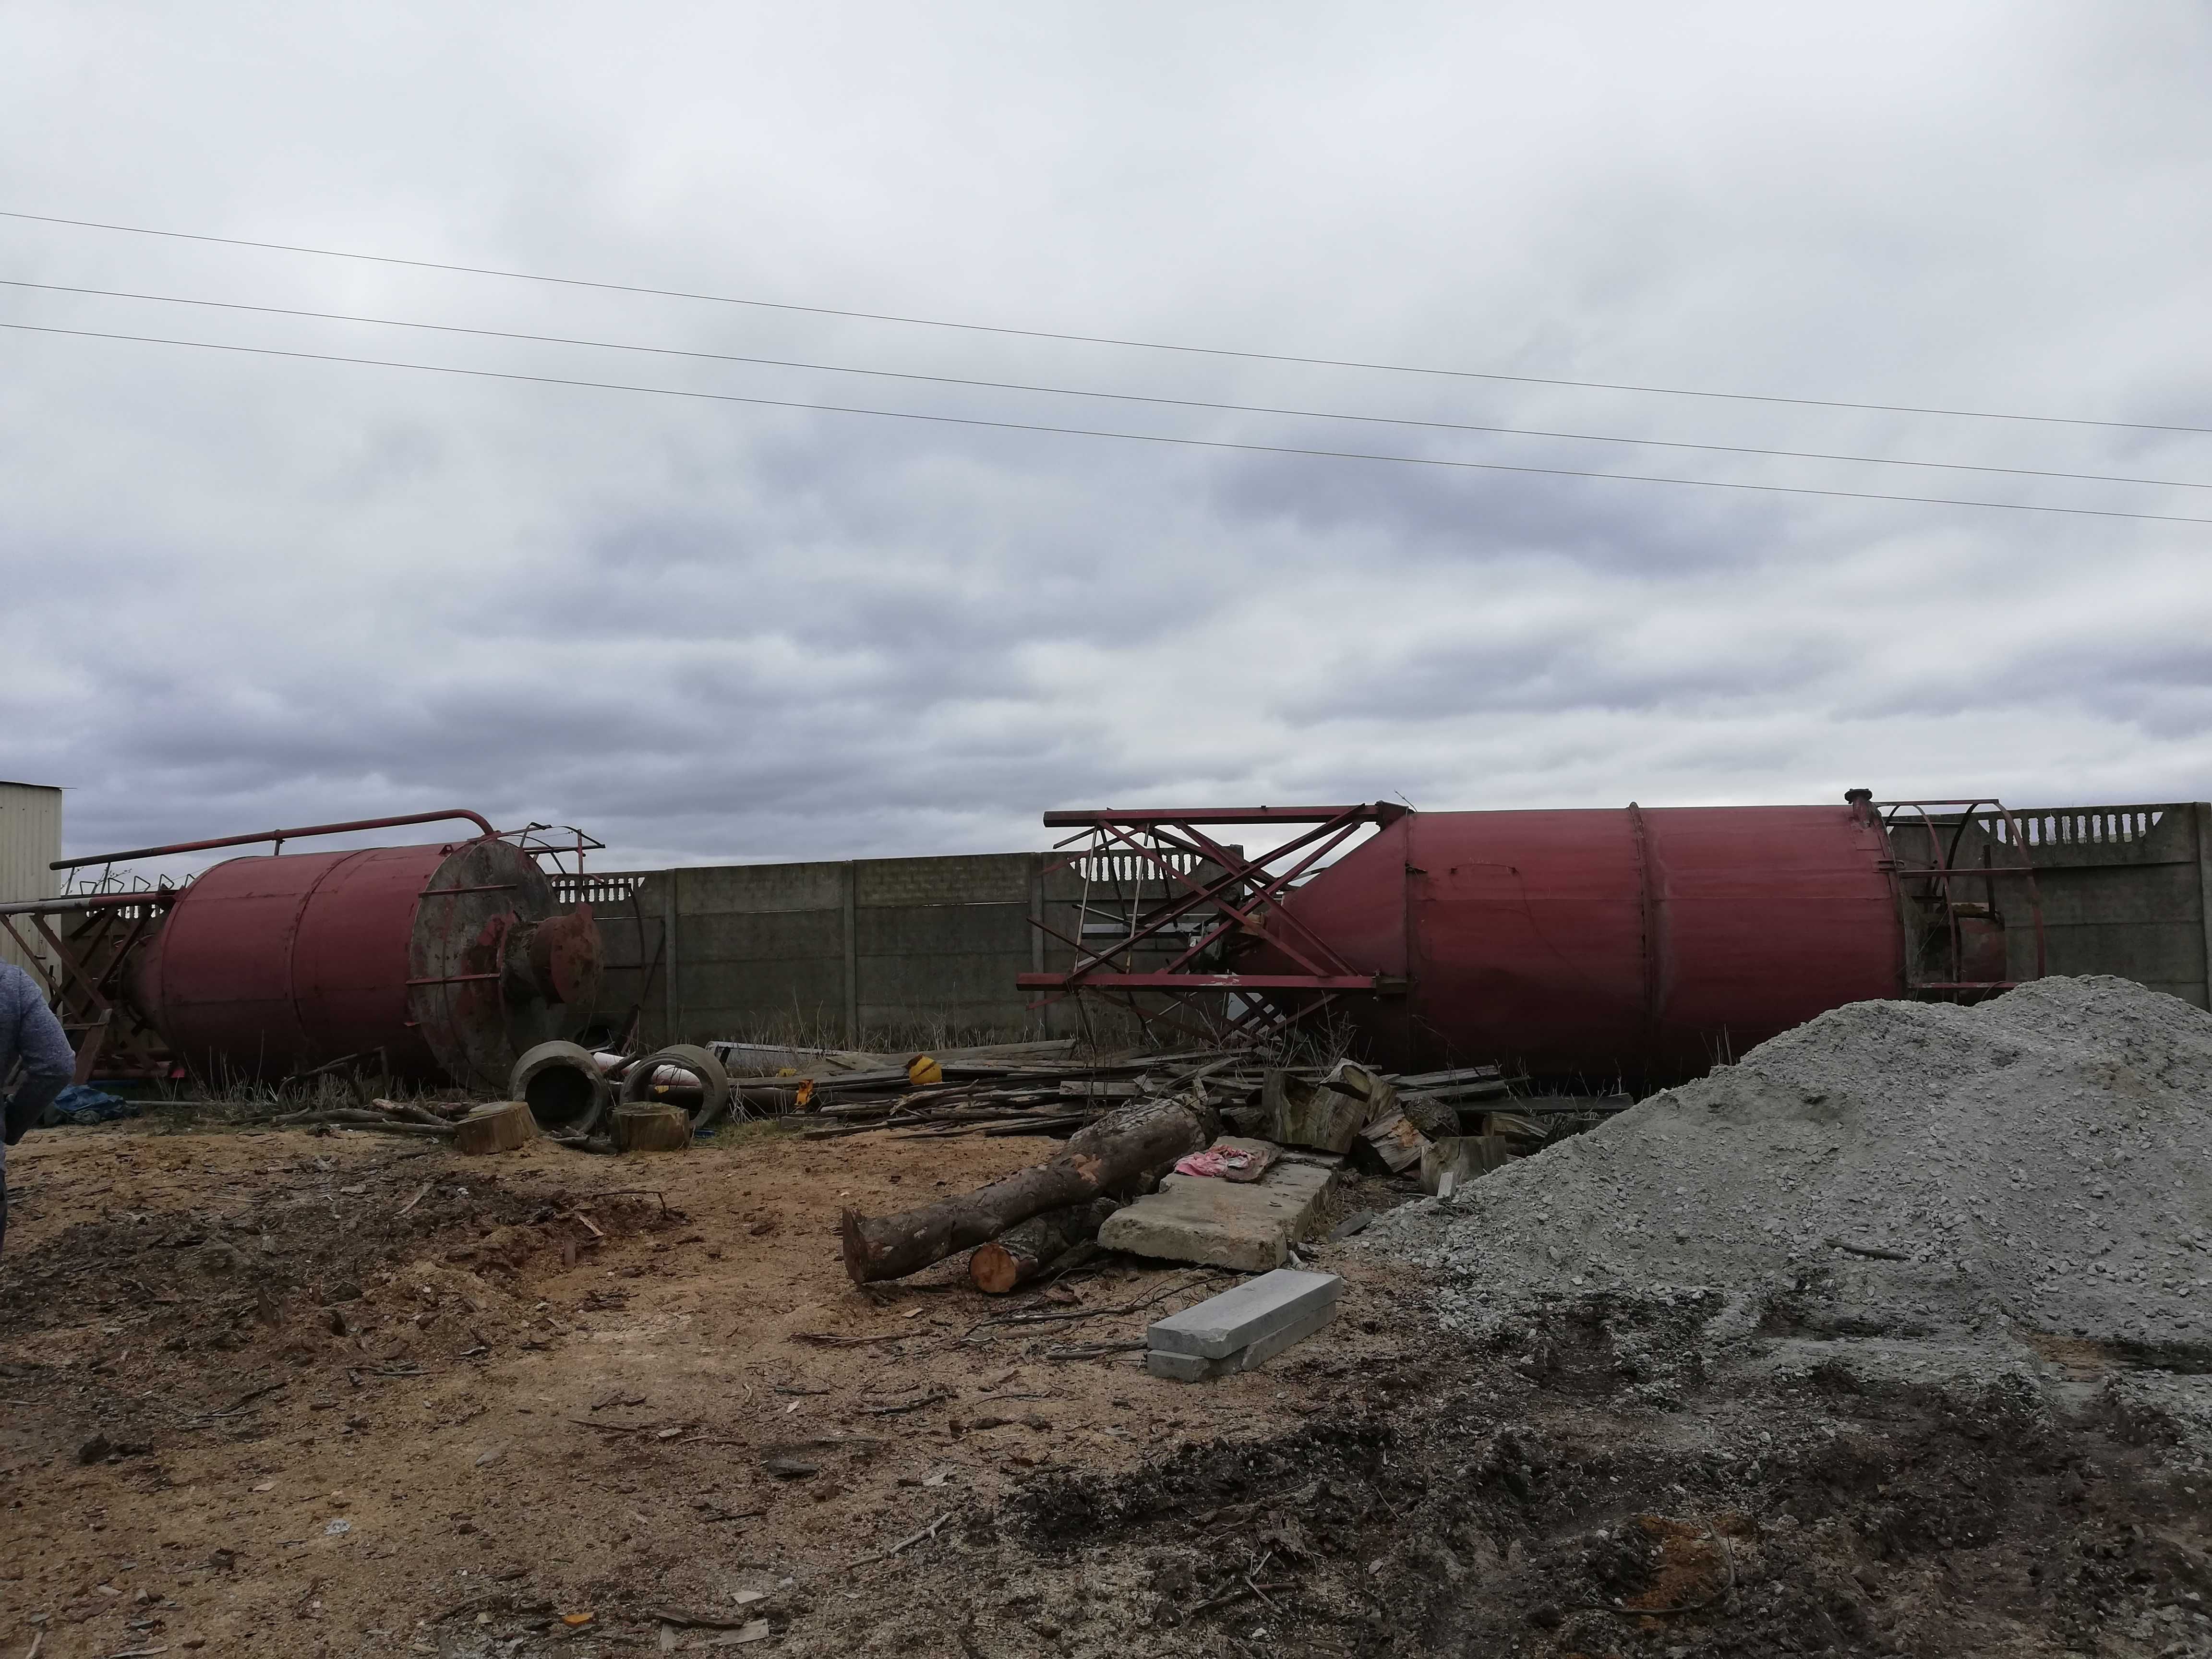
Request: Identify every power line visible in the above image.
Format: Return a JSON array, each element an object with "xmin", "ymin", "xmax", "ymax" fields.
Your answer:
[
  {"xmin": 5, "ymin": 205, "xmax": 2208, "ymax": 439},
  {"xmin": 6, "ymin": 317, "xmax": 2208, "ymax": 526},
  {"xmin": 4, "ymin": 276, "xmax": 2202, "ymax": 493}
]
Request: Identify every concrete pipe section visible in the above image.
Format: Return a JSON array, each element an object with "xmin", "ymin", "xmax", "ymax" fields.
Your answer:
[
  {"xmin": 619, "ymin": 1043, "xmax": 734, "ymax": 1130},
  {"xmin": 509, "ymin": 1040, "xmax": 614, "ymax": 1135}
]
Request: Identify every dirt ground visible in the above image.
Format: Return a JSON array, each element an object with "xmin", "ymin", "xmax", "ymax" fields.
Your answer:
[
  {"xmin": 0, "ymin": 1116, "xmax": 1419, "ymax": 1657},
  {"xmin": 3, "ymin": 1117, "xmax": 2209, "ymax": 1658}
]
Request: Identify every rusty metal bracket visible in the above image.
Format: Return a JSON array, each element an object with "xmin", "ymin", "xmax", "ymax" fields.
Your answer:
[{"xmin": 1875, "ymin": 797, "xmax": 2048, "ymax": 998}]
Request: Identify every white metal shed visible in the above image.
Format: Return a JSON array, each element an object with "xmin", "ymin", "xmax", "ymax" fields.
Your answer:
[{"xmin": 0, "ymin": 781, "xmax": 62, "ymax": 976}]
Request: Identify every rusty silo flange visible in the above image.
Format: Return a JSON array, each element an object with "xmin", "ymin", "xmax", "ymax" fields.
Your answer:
[
  {"xmin": 510, "ymin": 1040, "xmax": 613, "ymax": 1135},
  {"xmin": 408, "ymin": 839, "xmax": 602, "ymax": 1092},
  {"xmin": 620, "ymin": 1043, "xmax": 734, "ymax": 1130}
]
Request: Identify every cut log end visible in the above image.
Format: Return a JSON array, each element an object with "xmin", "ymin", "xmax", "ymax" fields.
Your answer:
[
  {"xmin": 966, "ymin": 1199, "xmax": 1117, "ymax": 1295},
  {"xmin": 453, "ymin": 1099, "xmax": 535, "ymax": 1156},
  {"xmin": 968, "ymin": 1241, "xmax": 1022, "ymax": 1295},
  {"xmin": 839, "ymin": 1207, "xmax": 880, "ymax": 1286}
]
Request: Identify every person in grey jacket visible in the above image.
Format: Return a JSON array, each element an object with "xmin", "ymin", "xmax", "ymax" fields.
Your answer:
[{"xmin": 1, "ymin": 962, "xmax": 76, "ymax": 1250}]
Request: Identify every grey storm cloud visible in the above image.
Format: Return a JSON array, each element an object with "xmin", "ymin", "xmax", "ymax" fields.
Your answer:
[
  {"xmin": 1205, "ymin": 445, "xmax": 1798, "ymax": 576},
  {"xmin": 3, "ymin": 1, "xmax": 2212, "ymax": 878}
]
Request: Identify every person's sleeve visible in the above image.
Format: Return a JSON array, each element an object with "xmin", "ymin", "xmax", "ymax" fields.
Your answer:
[{"xmin": 3, "ymin": 978, "xmax": 76, "ymax": 1145}]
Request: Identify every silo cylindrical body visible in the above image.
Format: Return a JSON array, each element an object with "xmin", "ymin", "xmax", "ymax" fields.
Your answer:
[
  {"xmin": 130, "ymin": 836, "xmax": 601, "ymax": 1089},
  {"xmin": 1266, "ymin": 805, "xmax": 1904, "ymax": 1084}
]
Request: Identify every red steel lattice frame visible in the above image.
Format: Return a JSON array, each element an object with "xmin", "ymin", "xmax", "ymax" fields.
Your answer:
[{"xmin": 1017, "ymin": 804, "xmax": 1409, "ymax": 1044}]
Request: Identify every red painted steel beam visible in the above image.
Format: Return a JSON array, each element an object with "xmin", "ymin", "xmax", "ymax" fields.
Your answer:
[
  {"xmin": 53, "ymin": 808, "xmax": 498, "ymax": 871},
  {"xmin": 1073, "ymin": 819, "xmax": 1349, "ymax": 980},
  {"xmin": 1018, "ymin": 972, "xmax": 1394, "ymax": 991},
  {"xmin": 1058, "ymin": 810, "xmax": 1376, "ymax": 978},
  {"xmin": 1154, "ymin": 817, "xmax": 1370, "ymax": 976},
  {"xmin": 31, "ymin": 913, "xmax": 113, "ymax": 1016},
  {"xmin": 1042, "ymin": 804, "xmax": 1409, "ymax": 827}
]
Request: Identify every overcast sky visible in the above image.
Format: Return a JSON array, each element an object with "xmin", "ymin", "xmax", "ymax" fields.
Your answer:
[{"xmin": 3, "ymin": 3, "xmax": 2210, "ymax": 875}]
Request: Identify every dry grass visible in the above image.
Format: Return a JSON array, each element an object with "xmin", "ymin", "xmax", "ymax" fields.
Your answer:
[{"xmin": 141, "ymin": 1062, "xmax": 459, "ymax": 1130}]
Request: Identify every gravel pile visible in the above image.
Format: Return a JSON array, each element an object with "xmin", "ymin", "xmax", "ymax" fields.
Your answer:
[{"xmin": 1379, "ymin": 975, "xmax": 2212, "ymax": 1353}]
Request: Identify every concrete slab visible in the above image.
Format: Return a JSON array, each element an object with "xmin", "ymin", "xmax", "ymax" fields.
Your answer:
[
  {"xmin": 1099, "ymin": 1159, "xmax": 1337, "ymax": 1273},
  {"xmin": 1148, "ymin": 1268, "xmax": 1343, "ymax": 1359},
  {"xmin": 1144, "ymin": 1303, "xmax": 1342, "ymax": 1381}
]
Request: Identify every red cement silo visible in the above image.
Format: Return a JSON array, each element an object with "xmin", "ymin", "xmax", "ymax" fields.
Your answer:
[
  {"xmin": 129, "ymin": 834, "xmax": 602, "ymax": 1090},
  {"xmin": 1266, "ymin": 804, "xmax": 1905, "ymax": 1082}
]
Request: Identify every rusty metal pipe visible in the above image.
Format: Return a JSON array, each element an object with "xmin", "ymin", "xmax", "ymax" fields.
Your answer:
[
  {"xmin": 51, "ymin": 809, "xmax": 498, "ymax": 871},
  {"xmin": 0, "ymin": 892, "xmax": 169, "ymax": 918}
]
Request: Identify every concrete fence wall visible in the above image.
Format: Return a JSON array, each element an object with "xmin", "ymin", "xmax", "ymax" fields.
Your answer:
[
  {"xmin": 564, "ymin": 852, "xmax": 1192, "ymax": 1050},
  {"xmin": 1994, "ymin": 802, "xmax": 2212, "ymax": 1008}
]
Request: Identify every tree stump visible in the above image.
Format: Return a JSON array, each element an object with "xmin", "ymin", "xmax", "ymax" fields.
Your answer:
[
  {"xmin": 453, "ymin": 1099, "xmax": 536, "ymax": 1156},
  {"xmin": 613, "ymin": 1104, "xmax": 693, "ymax": 1152}
]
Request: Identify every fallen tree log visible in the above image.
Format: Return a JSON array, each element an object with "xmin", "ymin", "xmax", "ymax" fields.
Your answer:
[
  {"xmin": 968, "ymin": 1199, "xmax": 1119, "ymax": 1294},
  {"xmin": 839, "ymin": 1091, "xmax": 1216, "ymax": 1285},
  {"xmin": 269, "ymin": 1110, "xmax": 456, "ymax": 1137},
  {"xmin": 369, "ymin": 1095, "xmax": 457, "ymax": 1127}
]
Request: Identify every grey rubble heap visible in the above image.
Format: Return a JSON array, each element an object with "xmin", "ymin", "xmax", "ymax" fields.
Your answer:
[{"xmin": 1378, "ymin": 974, "xmax": 2212, "ymax": 1358}]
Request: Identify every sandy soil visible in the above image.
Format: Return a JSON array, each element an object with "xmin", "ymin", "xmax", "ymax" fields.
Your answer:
[
  {"xmin": 5, "ymin": 1113, "xmax": 2208, "ymax": 1659},
  {"xmin": 0, "ymin": 1118, "xmax": 1410, "ymax": 1657}
]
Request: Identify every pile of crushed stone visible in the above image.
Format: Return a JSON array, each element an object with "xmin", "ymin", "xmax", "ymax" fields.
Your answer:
[{"xmin": 1377, "ymin": 975, "xmax": 2212, "ymax": 1355}]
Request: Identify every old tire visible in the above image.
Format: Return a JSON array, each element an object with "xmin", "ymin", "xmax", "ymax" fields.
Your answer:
[
  {"xmin": 510, "ymin": 1040, "xmax": 613, "ymax": 1135},
  {"xmin": 619, "ymin": 1043, "xmax": 733, "ymax": 1131}
]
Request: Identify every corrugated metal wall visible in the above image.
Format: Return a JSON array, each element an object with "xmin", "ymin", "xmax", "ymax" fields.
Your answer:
[{"xmin": 0, "ymin": 781, "xmax": 62, "ymax": 976}]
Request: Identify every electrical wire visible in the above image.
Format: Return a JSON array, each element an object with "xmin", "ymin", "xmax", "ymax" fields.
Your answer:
[
  {"xmin": 6, "ymin": 318, "xmax": 2208, "ymax": 526},
  {"xmin": 3, "ymin": 277, "xmax": 2202, "ymax": 493},
  {"xmin": 4, "ymin": 206, "xmax": 2207, "ymax": 438}
]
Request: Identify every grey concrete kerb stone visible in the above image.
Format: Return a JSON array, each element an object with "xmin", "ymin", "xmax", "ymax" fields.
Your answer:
[
  {"xmin": 1145, "ymin": 1299, "xmax": 1343, "ymax": 1381},
  {"xmin": 1148, "ymin": 1268, "xmax": 1344, "ymax": 1358}
]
